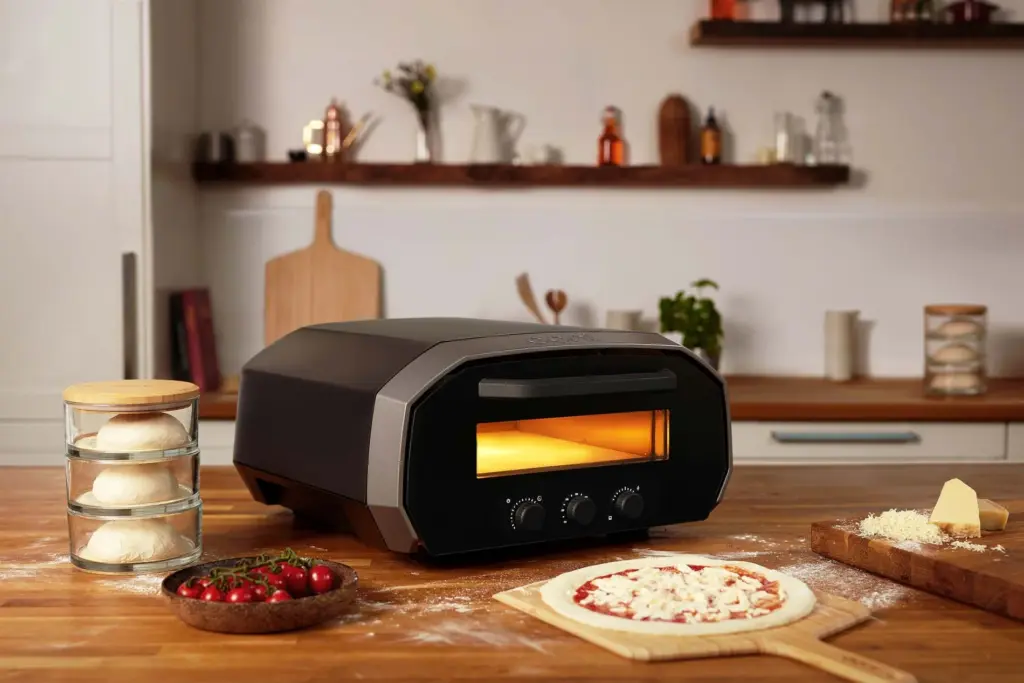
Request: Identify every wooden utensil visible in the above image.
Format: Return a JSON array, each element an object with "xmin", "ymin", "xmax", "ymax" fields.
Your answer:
[
  {"xmin": 515, "ymin": 273, "xmax": 548, "ymax": 324},
  {"xmin": 658, "ymin": 94, "xmax": 692, "ymax": 166},
  {"xmin": 495, "ymin": 582, "xmax": 915, "ymax": 682},
  {"xmin": 544, "ymin": 289, "xmax": 568, "ymax": 325},
  {"xmin": 264, "ymin": 190, "xmax": 382, "ymax": 346},
  {"xmin": 812, "ymin": 516, "xmax": 1023, "ymax": 622}
]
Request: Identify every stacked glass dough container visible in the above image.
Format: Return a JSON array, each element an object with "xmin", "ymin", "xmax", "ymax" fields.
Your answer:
[
  {"xmin": 63, "ymin": 380, "xmax": 203, "ymax": 573},
  {"xmin": 924, "ymin": 304, "xmax": 987, "ymax": 397}
]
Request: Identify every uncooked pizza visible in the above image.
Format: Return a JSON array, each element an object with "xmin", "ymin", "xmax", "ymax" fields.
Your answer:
[{"xmin": 539, "ymin": 555, "xmax": 817, "ymax": 636}]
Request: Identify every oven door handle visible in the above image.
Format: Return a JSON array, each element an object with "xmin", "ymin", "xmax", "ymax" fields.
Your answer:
[
  {"xmin": 769, "ymin": 430, "xmax": 922, "ymax": 445},
  {"xmin": 478, "ymin": 369, "xmax": 677, "ymax": 400}
]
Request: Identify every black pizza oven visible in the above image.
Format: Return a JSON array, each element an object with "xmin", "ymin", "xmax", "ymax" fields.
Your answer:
[{"xmin": 232, "ymin": 318, "xmax": 732, "ymax": 557}]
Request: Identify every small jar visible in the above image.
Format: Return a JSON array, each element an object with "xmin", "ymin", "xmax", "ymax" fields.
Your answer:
[
  {"xmin": 924, "ymin": 304, "xmax": 987, "ymax": 396},
  {"xmin": 68, "ymin": 505, "xmax": 202, "ymax": 573},
  {"xmin": 62, "ymin": 380, "xmax": 203, "ymax": 573}
]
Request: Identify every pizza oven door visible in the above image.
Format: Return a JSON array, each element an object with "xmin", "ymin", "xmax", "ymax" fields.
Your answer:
[{"xmin": 402, "ymin": 348, "xmax": 731, "ymax": 557}]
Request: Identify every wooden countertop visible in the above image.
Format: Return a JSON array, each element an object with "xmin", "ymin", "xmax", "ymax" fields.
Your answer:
[
  {"xmin": 2, "ymin": 464, "xmax": 1022, "ymax": 681},
  {"xmin": 199, "ymin": 376, "xmax": 1024, "ymax": 422}
]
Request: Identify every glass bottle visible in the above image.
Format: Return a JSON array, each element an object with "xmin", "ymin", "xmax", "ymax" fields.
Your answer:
[
  {"xmin": 598, "ymin": 106, "xmax": 625, "ymax": 167},
  {"xmin": 323, "ymin": 98, "xmax": 345, "ymax": 161},
  {"xmin": 701, "ymin": 108, "xmax": 722, "ymax": 165},
  {"xmin": 710, "ymin": 0, "xmax": 737, "ymax": 20},
  {"xmin": 812, "ymin": 92, "xmax": 842, "ymax": 165}
]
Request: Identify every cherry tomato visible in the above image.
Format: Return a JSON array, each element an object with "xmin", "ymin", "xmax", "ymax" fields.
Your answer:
[
  {"xmin": 196, "ymin": 576, "xmax": 213, "ymax": 589},
  {"xmin": 200, "ymin": 586, "xmax": 223, "ymax": 602},
  {"xmin": 226, "ymin": 587, "xmax": 255, "ymax": 604},
  {"xmin": 250, "ymin": 583, "xmax": 269, "ymax": 602},
  {"xmin": 308, "ymin": 564, "xmax": 335, "ymax": 595},
  {"xmin": 177, "ymin": 581, "xmax": 202, "ymax": 599},
  {"xmin": 267, "ymin": 590, "xmax": 293, "ymax": 603},
  {"xmin": 282, "ymin": 565, "xmax": 309, "ymax": 597},
  {"xmin": 262, "ymin": 570, "xmax": 287, "ymax": 592}
]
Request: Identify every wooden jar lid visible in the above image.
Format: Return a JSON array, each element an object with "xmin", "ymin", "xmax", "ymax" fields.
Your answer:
[
  {"xmin": 924, "ymin": 304, "xmax": 987, "ymax": 316},
  {"xmin": 63, "ymin": 379, "xmax": 200, "ymax": 407}
]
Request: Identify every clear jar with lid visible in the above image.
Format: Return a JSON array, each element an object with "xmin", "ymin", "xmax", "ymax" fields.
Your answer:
[
  {"xmin": 924, "ymin": 304, "xmax": 987, "ymax": 396},
  {"xmin": 67, "ymin": 505, "xmax": 202, "ymax": 573},
  {"xmin": 62, "ymin": 380, "xmax": 203, "ymax": 573}
]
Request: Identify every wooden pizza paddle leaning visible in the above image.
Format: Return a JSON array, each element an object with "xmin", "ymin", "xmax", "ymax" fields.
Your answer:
[
  {"xmin": 264, "ymin": 190, "xmax": 382, "ymax": 347},
  {"xmin": 495, "ymin": 555, "xmax": 916, "ymax": 683}
]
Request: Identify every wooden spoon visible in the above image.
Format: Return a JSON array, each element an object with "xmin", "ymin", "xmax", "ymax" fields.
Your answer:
[
  {"xmin": 545, "ymin": 289, "xmax": 568, "ymax": 325},
  {"xmin": 515, "ymin": 273, "xmax": 548, "ymax": 324}
]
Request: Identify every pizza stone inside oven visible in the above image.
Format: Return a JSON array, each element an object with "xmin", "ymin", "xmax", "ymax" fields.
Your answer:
[{"xmin": 232, "ymin": 318, "xmax": 733, "ymax": 558}]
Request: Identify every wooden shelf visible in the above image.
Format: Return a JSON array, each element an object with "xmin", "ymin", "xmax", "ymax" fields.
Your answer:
[
  {"xmin": 191, "ymin": 161, "xmax": 850, "ymax": 189},
  {"xmin": 199, "ymin": 376, "xmax": 1024, "ymax": 423},
  {"xmin": 690, "ymin": 19, "xmax": 1024, "ymax": 48}
]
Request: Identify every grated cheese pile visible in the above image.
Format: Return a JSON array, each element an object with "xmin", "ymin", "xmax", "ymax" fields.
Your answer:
[
  {"xmin": 857, "ymin": 509, "xmax": 998, "ymax": 553},
  {"xmin": 857, "ymin": 509, "xmax": 947, "ymax": 545},
  {"xmin": 578, "ymin": 565, "xmax": 783, "ymax": 623}
]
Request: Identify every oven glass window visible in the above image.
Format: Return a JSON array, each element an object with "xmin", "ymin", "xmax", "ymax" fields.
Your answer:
[{"xmin": 476, "ymin": 410, "xmax": 669, "ymax": 478}]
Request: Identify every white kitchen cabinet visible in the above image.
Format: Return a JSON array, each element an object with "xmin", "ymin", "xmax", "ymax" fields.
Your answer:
[
  {"xmin": 731, "ymin": 421, "xmax": 1008, "ymax": 464},
  {"xmin": 0, "ymin": 0, "xmax": 201, "ymax": 463}
]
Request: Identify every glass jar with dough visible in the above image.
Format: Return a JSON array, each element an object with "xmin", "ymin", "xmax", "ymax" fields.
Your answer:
[
  {"xmin": 923, "ymin": 304, "xmax": 987, "ymax": 396},
  {"xmin": 68, "ymin": 505, "xmax": 202, "ymax": 573},
  {"xmin": 66, "ymin": 454, "xmax": 199, "ymax": 514},
  {"xmin": 63, "ymin": 380, "xmax": 199, "ymax": 456}
]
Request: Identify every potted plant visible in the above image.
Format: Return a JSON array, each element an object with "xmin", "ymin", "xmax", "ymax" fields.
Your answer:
[{"xmin": 658, "ymin": 279, "xmax": 724, "ymax": 370}]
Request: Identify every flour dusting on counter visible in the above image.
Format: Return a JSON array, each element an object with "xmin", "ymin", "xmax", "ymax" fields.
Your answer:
[
  {"xmin": 0, "ymin": 554, "xmax": 69, "ymax": 579},
  {"xmin": 774, "ymin": 557, "xmax": 912, "ymax": 610},
  {"xmin": 95, "ymin": 574, "xmax": 165, "ymax": 595},
  {"xmin": 403, "ymin": 620, "xmax": 551, "ymax": 652}
]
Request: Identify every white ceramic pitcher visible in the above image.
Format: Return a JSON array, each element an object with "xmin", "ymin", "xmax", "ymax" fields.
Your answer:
[{"xmin": 469, "ymin": 105, "xmax": 526, "ymax": 164}]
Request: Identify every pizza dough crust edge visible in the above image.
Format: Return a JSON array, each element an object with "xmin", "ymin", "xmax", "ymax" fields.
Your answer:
[{"xmin": 538, "ymin": 554, "xmax": 817, "ymax": 636}]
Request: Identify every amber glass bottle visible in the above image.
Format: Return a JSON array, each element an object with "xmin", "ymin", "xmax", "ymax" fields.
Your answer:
[
  {"xmin": 701, "ymin": 108, "xmax": 722, "ymax": 165},
  {"xmin": 597, "ymin": 106, "xmax": 625, "ymax": 167}
]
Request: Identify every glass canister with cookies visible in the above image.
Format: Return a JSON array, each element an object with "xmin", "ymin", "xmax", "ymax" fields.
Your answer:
[
  {"xmin": 62, "ymin": 380, "xmax": 203, "ymax": 573},
  {"xmin": 924, "ymin": 304, "xmax": 987, "ymax": 396}
]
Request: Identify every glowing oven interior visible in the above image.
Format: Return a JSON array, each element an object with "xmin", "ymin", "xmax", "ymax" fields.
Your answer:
[{"xmin": 476, "ymin": 410, "xmax": 669, "ymax": 478}]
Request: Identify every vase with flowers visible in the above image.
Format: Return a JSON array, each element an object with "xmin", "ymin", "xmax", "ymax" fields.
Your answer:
[{"xmin": 375, "ymin": 60, "xmax": 438, "ymax": 163}]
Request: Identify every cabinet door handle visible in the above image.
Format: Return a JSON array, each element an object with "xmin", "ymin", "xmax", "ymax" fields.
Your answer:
[{"xmin": 770, "ymin": 431, "xmax": 921, "ymax": 445}]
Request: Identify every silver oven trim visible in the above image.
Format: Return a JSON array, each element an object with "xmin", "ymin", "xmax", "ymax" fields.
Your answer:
[{"xmin": 366, "ymin": 330, "xmax": 733, "ymax": 553}]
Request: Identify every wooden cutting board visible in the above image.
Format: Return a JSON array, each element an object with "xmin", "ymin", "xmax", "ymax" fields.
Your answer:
[
  {"xmin": 812, "ymin": 515, "xmax": 1023, "ymax": 622},
  {"xmin": 494, "ymin": 581, "xmax": 915, "ymax": 682},
  {"xmin": 264, "ymin": 190, "xmax": 382, "ymax": 346}
]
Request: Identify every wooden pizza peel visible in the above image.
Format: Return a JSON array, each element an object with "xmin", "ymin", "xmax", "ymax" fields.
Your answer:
[
  {"xmin": 264, "ymin": 190, "xmax": 382, "ymax": 346},
  {"xmin": 494, "ymin": 581, "xmax": 916, "ymax": 682}
]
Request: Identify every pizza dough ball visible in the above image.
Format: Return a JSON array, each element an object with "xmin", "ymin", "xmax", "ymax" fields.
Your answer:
[
  {"xmin": 95, "ymin": 412, "xmax": 190, "ymax": 452},
  {"xmin": 929, "ymin": 372, "xmax": 982, "ymax": 393},
  {"xmin": 78, "ymin": 519, "xmax": 188, "ymax": 564},
  {"xmin": 930, "ymin": 343, "xmax": 979, "ymax": 365},
  {"xmin": 90, "ymin": 463, "xmax": 181, "ymax": 506},
  {"xmin": 935, "ymin": 319, "xmax": 982, "ymax": 339}
]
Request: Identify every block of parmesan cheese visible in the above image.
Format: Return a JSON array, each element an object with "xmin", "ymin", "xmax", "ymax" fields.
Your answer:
[
  {"xmin": 929, "ymin": 478, "xmax": 981, "ymax": 539},
  {"xmin": 978, "ymin": 498, "xmax": 1009, "ymax": 532}
]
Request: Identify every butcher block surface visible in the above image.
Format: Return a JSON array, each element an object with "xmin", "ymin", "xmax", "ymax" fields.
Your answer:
[
  {"xmin": 811, "ymin": 515, "xmax": 1024, "ymax": 622},
  {"xmin": 1, "ymin": 464, "xmax": 1022, "ymax": 682}
]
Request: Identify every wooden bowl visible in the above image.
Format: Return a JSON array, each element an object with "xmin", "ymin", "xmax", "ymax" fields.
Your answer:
[{"xmin": 161, "ymin": 556, "xmax": 358, "ymax": 634}]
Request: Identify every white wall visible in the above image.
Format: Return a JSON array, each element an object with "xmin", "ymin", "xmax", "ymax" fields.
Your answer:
[{"xmin": 195, "ymin": 0, "xmax": 1024, "ymax": 378}]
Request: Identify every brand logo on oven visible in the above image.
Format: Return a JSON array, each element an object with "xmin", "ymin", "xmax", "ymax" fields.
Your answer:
[{"xmin": 527, "ymin": 332, "xmax": 595, "ymax": 346}]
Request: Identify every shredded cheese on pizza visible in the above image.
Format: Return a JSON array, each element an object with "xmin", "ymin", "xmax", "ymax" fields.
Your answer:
[{"xmin": 573, "ymin": 564, "xmax": 785, "ymax": 623}]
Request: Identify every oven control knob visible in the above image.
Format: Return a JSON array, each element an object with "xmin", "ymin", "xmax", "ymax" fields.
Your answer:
[
  {"xmin": 613, "ymin": 491, "xmax": 644, "ymax": 520},
  {"xmin": 566, "ymin": 495, "xmax": 596, "ymax": 526},
  {"xmin": 513, "ymin": 501, "xmax": 545, "ymax": 531}
]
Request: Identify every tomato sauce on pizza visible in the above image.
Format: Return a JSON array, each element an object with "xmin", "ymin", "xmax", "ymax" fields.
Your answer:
[{"xmin": 572, "ymin": 563, "xmax": 785, "ymax": 624}]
